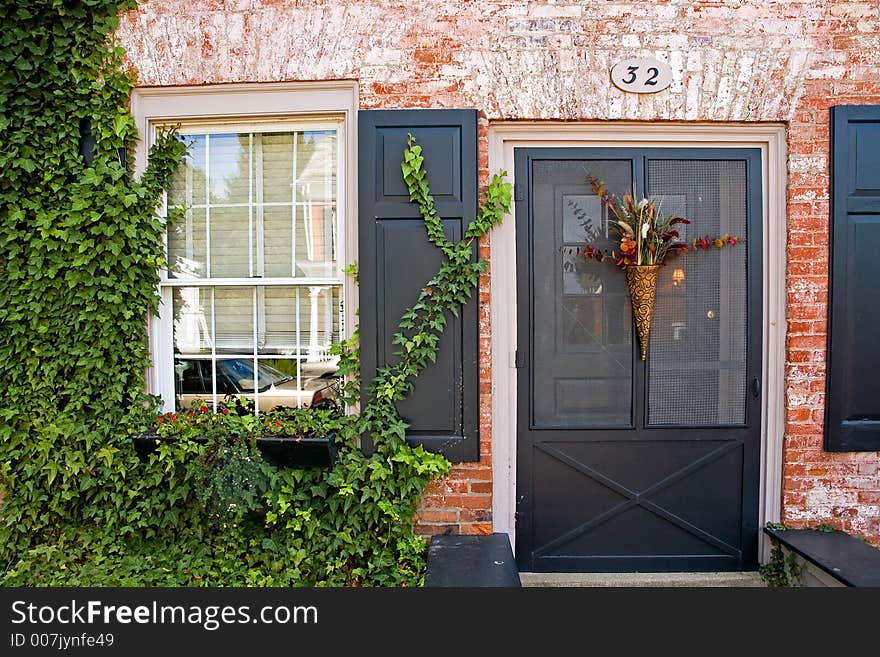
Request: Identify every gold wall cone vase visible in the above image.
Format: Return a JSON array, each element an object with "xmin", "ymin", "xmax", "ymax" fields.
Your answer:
[{"xmin": 625, "ymin": 264, "xmax": 660, "ymax": 361}]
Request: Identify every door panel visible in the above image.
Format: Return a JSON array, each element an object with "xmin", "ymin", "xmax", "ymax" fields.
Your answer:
[{"xmin": 515, "ymin": 148, "xmax": 762, "ymax": 573}]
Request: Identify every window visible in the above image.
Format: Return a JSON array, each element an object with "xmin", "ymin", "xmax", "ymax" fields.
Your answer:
[
  {"xmin": 132, "ymin": 83, "xmax": 358, "ymax": 413},
  {"xmin": 161, "ymin": 125, "xmax": 343, "ymax": 411}
]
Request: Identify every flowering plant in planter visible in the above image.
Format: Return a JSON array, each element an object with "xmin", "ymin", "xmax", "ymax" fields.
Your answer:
[
  {"xmin": 141, "ymin": 398, "xmax": 345, "ymax": 469},
  {"xmin": 581, "ymin": 175, "xmax": 741, "ymax": 360},
  {"xmin": 150, "ymin": 398, "xmax": 344, "ymax": 439}
]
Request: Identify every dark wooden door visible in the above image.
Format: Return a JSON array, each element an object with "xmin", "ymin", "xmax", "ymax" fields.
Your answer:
[{"xmin": 515, "ymin": 148, "xmax": 762, "ymax": 572}]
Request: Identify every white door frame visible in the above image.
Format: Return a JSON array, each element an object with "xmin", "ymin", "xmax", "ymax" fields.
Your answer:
[{"xmin": 487, "ymin": 122, "xmax": 787, "ymax": 563}]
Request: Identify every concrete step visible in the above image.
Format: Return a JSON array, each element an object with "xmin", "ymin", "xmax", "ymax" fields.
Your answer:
[{"xmin": 519, "ymin": 571, "xmax": 765, "ymax": 587}]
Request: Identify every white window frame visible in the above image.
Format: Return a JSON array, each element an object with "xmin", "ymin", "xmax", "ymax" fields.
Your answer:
[{"xmin": 131, "ymin": 82, "xmax": 358, "ymax": 411}]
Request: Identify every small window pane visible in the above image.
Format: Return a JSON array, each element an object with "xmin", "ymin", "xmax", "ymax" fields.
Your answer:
[
  {"xmin": 258, "ymin": 286, "xmax": 342, "ymax": 358},
  {"xmin": 259, "ymin": 133, "xmax": 294, "ymax": 203},
  {"xmin": 215, "ymin": 287, "xmax": 253, "ymax": 354},
  {"xmin": 255, "ymin": 359, "xmax": 305, "ymax": 410},
  {"xmin": 168, "ymin": 135, "xmax": 206, "ymax": 207},
  {"xmin": 167, "ymin": 208, "xmax": 207, "ymax": 279},
  {"xmin": 299, "ymin": 285, "xmax": 340, "ymax": 362},
  {"xmin": 210, "ymin": 206, "xmax": 250, "ymax": 277},
  {"xmin": 296, "ymin": 203, "xmax": 337, "ymax": 277},
  {"xmin": 172, "ymin": 287, "xmax": 212, "ymax": 354},
  {"xmin": 262, "ymin": 205, "xmax": 294, "ymax": 278},
  {"xmin": 208, "ymin": 134, "xmax": 249, "ymax": 204},
  {"xmin": 217, "ymin": 357, "xmax": 257, "ymax": 393},
  {"xmin": 297, "ymin": 131, "xmax": 337, "ymax": 190},
  {"xmin": 174, "ymin": 358, "xmax": 212, "ymax": 409},
  {"xmin": 261, "ymin": 286, "xmax": 298, "ymax": 355}
]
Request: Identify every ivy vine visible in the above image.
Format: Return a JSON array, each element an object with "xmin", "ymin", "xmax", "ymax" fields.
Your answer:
[
  {"xmin": 0, "ymin": 0, "xmax": 188, "ymax": 578},
  {"xmin": 0, "ymin": 0, "xmax": 512, "ymax": 586},
  {"xmin": 758, "ymin": 523, "xmax": 805, "ymax": 587}
]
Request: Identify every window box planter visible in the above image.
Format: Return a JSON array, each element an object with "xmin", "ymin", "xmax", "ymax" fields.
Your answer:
[{"xmin": 132, "ymin": 431, "xmax": 338, "ymax": 468}]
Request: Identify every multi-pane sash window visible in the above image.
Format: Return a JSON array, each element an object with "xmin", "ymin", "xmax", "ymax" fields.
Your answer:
[{"xmin": 158, "ymin": 123, "xmax": 344, "ymax": 412}]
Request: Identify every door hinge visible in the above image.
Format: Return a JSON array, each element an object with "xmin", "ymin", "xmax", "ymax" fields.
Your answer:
[
  {"xmin": 514, "ymin": 350, "xmax": 526, "ymax": 368},
  {"xmin": 514, "ymin": 183, "xmax": 525, "ymax": 202},
  {"xmin": 752, "ymin": 377, "xmax": 761, "ymax": 398}
]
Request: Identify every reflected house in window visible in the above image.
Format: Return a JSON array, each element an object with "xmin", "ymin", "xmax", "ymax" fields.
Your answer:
[
  {"xmin": 297, "ymin": 132, "xmax": 339, "ymax": 364},
  {"xmin": 173, "ymin": 287, "xmax": 210, "ymax": 354},
  {"xmin": 560, "ymin": 192, "xmax": 630, "ymax": 351},
  {"xmin": 562, "ymin": 194, "xmax": 604, "ymax": 296}
]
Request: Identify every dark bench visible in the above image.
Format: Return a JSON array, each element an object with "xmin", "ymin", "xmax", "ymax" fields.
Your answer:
[
  {"xmin": 764, "ymin": 527, "xmax": 880, "ymax": 587},
  {"xmin": 425, "ymin": 533, "xmax": 521, "ymax": 587}
]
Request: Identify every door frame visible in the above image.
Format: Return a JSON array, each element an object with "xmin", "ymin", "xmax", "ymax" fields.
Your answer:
[{"xmin": 487, "ymin": 122, "xmax": 787, "ymax": 565}]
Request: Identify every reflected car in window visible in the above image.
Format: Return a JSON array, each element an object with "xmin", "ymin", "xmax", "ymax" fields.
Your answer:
[{"xmin": 175, "ymin": 358, "xmax": 337, "ymax": 410}]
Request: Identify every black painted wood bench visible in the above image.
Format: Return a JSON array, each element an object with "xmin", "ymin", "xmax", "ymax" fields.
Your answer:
[
  {"xmin": 425, "ymin": 533, "xmax": 521, "ymax": 587},
  {"xmin": 764, "ymin": 527, "xmax": 880, "ymax": 587}
]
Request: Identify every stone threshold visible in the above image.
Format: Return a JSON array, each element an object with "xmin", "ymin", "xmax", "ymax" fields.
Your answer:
[{"xmin": 519, "ymin": 572, "xmax": 765, "ymax": 588}]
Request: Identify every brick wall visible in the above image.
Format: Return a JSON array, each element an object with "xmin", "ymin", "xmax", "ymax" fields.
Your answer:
[{"xmin": 119, "ymin": 0, "xmax": 880, "ymax": 543}]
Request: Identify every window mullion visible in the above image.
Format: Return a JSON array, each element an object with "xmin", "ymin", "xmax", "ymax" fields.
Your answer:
[
  {"xmin": 210, "ymin": 286, "xmax": 217, "ymax": 412},
  {"xmin": 255, "ymin": 133, "xmax": 265, "ymax": 278},
  {"xmin": 248, "ymin": 133, "xmax": 254, "ymax": 278},
  {"xmin": 205, "ymin": 134, "xmax": 211, "ymax": 279},
  {"xmin": 185, "ymin": 157, "xmax": 193, "ymax": 261},
  {"xmin": 253, "ymin": 286, "xmax": 260, "ymax": 415},
  {"xmin": 254, "ymin": 132, "xmax": 267, "ymax": 369},
  {"xmin": 256, "ymin": 285, "xmax": 266, "ymax": 369},
  {"xmin": 292, "ymin": 133, "xmax": 298, "ymax": 278},
  {"xmin": 327, "ymin": 128, "xmax": 335, "ymax": 267},
  {"xmin": 326, "ymin": 286, "xmax": 332, "ymax": 351},
  {"xmin": 295, "ymin": 286, "xmax": 302, "ymax": 407},
  {"xmin": 337, "ymin": 124, "xmax": 346, "ymax": 340}
]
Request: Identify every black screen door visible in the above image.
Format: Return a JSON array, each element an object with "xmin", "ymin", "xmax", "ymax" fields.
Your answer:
[{"xmin": 515, "ymin": 148, "xmax": 762, "ymax": 572}]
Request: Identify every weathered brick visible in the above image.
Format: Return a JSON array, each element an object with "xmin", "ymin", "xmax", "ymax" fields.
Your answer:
[
  {"xmin": 415, "ymin": 509, "xmax": 459, "ymax": 523},
  {"xmin": 458, "ymin": 508, "xmax": 492, "ymax": 523},
  {"xmin": 415, "ymin": 524, "xmax": 458, "ymax": 537},
  {"xmin": 470, "ymin": 482, "xmax": 493, "ymax": 494}
]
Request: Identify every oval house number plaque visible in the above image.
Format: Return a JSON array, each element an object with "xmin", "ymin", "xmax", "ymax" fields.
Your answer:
[{"xmin": 610, "ymin": 58, "xmax": 672, "ymax": 93}]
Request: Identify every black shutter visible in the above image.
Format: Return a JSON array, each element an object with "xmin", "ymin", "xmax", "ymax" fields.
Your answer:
[
  {"xmin": 825, "ymin": 106, "xmax": 880, "ymax": 451},
  {"xmin": 358, "ymin": 109, "xmax": 480, "ymax": 461}
]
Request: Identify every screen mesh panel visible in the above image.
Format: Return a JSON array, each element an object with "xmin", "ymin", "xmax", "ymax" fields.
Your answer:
[{"xmin": 646, "ymin": 159, "xmax": 748, "ymax": 426}]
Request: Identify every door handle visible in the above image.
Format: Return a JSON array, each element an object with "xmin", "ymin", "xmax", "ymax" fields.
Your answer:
[{"xmin": 752, "ymin": 377, "xmax": 761, "ymax": 398}]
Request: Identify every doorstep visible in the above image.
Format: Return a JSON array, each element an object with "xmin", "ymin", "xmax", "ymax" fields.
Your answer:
[{"xmin": 519, "ymin": 572, "xmax": 765, "ymax": 587}]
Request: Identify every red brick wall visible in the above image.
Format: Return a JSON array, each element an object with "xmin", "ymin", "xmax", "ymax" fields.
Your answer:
[
  {"xmin": 785, "ymin": 84, "xmax": 880, "ymax": 544},
  {"xmin": 119, "ymin": 0, "xmax": 880, "ymax": 544}
]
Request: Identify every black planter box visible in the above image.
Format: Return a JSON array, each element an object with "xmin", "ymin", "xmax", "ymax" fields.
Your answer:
[
  {"xmin": 256, "ymin": 435, "xmax": 338, "ymax": 468},
  {"xmin": 133, "ymin": 432, "xmax": 337, "ymax": 468}
]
